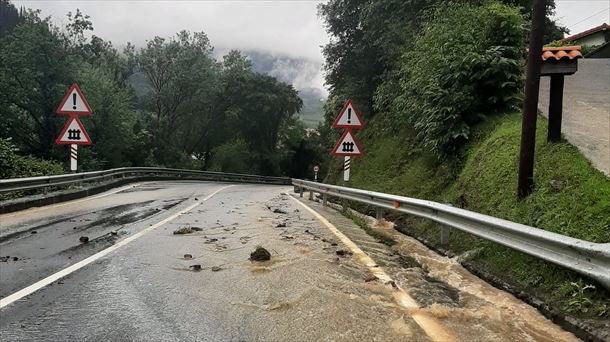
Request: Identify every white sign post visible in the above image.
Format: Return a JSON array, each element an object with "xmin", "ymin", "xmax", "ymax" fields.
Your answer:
[
  {"xmin": 343, "ymin": 157, "xmax": 350, "ymax": 182},
  {"xmin": 70, "ymin": 145, "xmax": 78, "ymax": 172},
  {"xmin": 55, "ymin": 84, "xmax": 93, "ymax": 173},
  {"xmin": 313, "ymin": 165, "xmax": 320, "ymax": 182}
]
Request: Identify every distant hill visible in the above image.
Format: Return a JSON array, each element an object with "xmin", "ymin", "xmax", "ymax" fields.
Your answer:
[{"xmin": 296, "ymin": 87, "xmax": 325, "ymax": 128}]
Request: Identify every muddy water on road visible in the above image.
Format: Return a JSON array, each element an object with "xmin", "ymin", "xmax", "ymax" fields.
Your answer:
[
  {"xmin": 0, "ymin": 184, "xmax": 580, "ymax": 341},
  {"xmin": 347, "ymin": 210, "xmax": 580, "ymax": 342},
  {"xmin": 2, "ymin": 186, "xmax": 430, "ymax": 341}
]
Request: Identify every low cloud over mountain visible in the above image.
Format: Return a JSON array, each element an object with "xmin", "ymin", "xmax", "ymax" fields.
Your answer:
[{"xmin": 245, "ymin": 50, "xmax": 326, "ymax": 127}]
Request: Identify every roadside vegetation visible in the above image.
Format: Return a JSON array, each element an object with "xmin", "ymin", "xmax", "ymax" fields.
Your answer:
[
  {"xmin": 344, "ymin": 210, "xmax": 396, "ymax": 246},
  {"xmin": 0, "ymin": 0, "xmax": 320, "ymax": 178},
  {"xmin": 318, "ymin": 0, "xmax": 609, "ymax": 327},
  {"xmin": 0, "ymin": 138, "xmax": 63, "ymax": 179}
]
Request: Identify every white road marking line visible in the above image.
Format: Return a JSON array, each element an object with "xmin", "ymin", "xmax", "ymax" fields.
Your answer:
[
  {"xmin": 289, "ymin": 195, "xmax": 456, "ymax": 342},
  {"xmin": 0, "ymin": 185, "xmax": 233, "ymax": 309},
  {"xmin": 0, "ymin": 182, "xmax": 144, "ymax": 219}
]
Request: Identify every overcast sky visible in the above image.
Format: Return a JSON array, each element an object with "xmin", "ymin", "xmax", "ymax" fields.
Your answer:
[{"xmin": 12, "ymin": 0, "xmax": 610, "ymax": 91}]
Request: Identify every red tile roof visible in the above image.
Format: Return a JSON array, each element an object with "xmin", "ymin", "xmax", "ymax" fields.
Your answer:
[
  {"xmin": 560, "ymin": 23, "xmax": 609, "ymax": 43},
  {"xmin": 541, "ymin": 46, "xmax": 583, "ymax": 61}
]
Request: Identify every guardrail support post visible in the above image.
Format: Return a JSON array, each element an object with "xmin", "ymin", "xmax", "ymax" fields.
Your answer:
[
  {"xmin": 299, "ymin": 187, "xmax": 304, "ymax": 198},
  {"xmin": 309, "ymin": 190, "xmax": 314, "ymax": 201},
  {"xmin": 375, "ymin": 207, "xmax": 383, "ymax": 220},
  {"xmin": 322, "ymin": 194, "xmax": 328, "ymax": 206},
  {"xmin": 440, "ymin": 225, "xmax": 451, "ymax": 248}
]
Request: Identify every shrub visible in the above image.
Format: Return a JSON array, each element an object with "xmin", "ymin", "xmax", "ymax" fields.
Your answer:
[
  {"xmin": 209, "ymin": 139, "xmax": 251, "ymax": 173},
  {"xmin": 396, "ymin": 2, "xmax": 525, "ymax": 157},
  {"xmin": 0, "ymin": 138, "xmax": 64, "ymax": 179}
]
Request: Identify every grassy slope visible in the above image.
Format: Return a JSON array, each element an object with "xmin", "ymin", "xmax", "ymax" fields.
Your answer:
[{"xmin": 327, "ymin": 112, "xmax": 610, "ymax": 318}]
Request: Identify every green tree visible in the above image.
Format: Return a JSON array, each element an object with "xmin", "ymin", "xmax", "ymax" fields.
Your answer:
[
  {"xmin": 209, "ymin": 51, "xmax": 303, "ymax": 175},
  {"xmin": 75, "ymin": 65, "xmax": 136, "ymax": 169},
  {"xmin": 318, "ymin": 0, "xmax": 567, "ymax": 147},
  {"xmin": 136, "ymin": 30, "xmax": 218, "ymax": 167},
  {"xmin": 0, "ymin": 10, "xmax": 77, "ymax": 159},
  {"xmin": 0, "ymin": 0, "xmax": 21, "ymax": 34},
  {"xmin": 396, "ymin": 2, "xmax": 525, "ymax": 156}
]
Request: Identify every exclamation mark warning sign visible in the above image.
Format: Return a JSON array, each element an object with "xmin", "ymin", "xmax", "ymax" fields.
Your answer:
[
  {"xmin": 56, "ymin": 83, "xmax": 92, "ymax": 116},
  {"xmin": 332, "ymin": 100, "xmax": 363, "ymax": 129}
]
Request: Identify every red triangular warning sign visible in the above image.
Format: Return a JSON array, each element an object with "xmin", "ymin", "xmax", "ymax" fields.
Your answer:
[
  {"xmin": 332, "ymin": 99, "xmax": 364, "ymax": 129},
  {"xmin": 55, "ymin": 116, "xmax": 92, "ymax": 145},
  {"xmin": 332, "ymin": 129, "xmax": 362, "ymax": 156},
  {"xmin": 56, "ymin": 84, "xmax": 92, "ymax": 116}
]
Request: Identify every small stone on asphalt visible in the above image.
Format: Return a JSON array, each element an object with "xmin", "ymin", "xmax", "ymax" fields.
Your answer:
[
  {"xmin": 79, "ymin": 236, "xmax": 89, "ymax": 243},
  {"xmin": 249, "ymin": 246, "xmax": 271, "ymax": 261},
  {"xmin": 364, "ymin": 274, "xmax": 378, "ymax": 282},
  {"xmin": 173, "ymin": 226, "xmax": 193, "ymax": 235}
]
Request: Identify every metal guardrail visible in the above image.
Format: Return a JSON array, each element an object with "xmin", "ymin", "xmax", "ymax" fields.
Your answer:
[
  {"xmin": 292, "ymin": 179, "xmax": 610, "ymax": 290},
  {"xmin": 0, "ymin": 167, "xmax": 291, "ymax": 194},
  {"xmin": 2, "ymin": 169, "xmax": 607, "ymax": 289}
]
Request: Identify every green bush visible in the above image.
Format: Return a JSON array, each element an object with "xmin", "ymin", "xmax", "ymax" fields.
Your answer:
[
  {"xmin": 0, "ymin": 138, "xmax": 64, "ymax": 179},
  {"xmin": 209, "ymin": 139, "xmax": 251, "ymax": 173},
  {"xmin": 396, "ymin": 2, "xmax": 525, "ymax": 157}
]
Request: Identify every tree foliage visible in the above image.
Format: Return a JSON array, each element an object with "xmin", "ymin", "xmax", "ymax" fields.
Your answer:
[
  {"xmin": 0, "ymin": 0, "xmax": 21, "ymax": 34},
  {"xmin": 396, "ymin": 2, "xmax": 525, "ymax": 156},
  {"xmin": 0, "ymin": 2, "xmax": 309, "ymax": 178},
  {"xmin": 0, "ymin": 138, "xmax": 63, "ymax": 179},
  {"xmin": 319, "ymin": 0, "xmax": 562, "ymax": 160}
]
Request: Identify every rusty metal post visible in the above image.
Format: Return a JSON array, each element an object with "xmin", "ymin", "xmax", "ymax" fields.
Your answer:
[
  {"xmin": 518, "ymin": 0, "xmax": 546, "ymax": 199},
  {"xmin": 309, "ymin": 190, "xmax": 314, "ymax": 201},
  {"xmin": 547, "ymin": 75, "xmax": 565, "ymax": 142},
  {"xmin": 299, "ymin": 187, "xmax": 304, "ymax": 198},
  {"xmin": 322, "ymin": 193, "xmax": 328, "ymax": 206}
]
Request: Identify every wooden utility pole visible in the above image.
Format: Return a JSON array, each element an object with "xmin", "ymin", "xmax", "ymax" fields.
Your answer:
[{"xmin": 517, "ymin": 0, "xmax": 546, "ymax": 199}]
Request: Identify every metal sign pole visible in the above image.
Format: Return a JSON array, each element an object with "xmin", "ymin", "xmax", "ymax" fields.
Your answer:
[
  {"xmin": 314, "ymin": 171, "xmax": 318, "ymax": 182},
  {"xmin": 70, "ymin": 144, "xmax": 77, "ymax": 173}
]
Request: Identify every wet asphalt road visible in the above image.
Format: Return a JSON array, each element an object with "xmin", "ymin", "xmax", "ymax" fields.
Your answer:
[
  {"xmin": 0, "ymin": 181, "xmax": 579, "ymax": 341},
  {"xmin": 0, "ymin": 182, "xmax": 427, "ymax": 341}
]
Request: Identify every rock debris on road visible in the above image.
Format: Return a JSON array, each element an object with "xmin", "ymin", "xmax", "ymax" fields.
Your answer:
[{"xmin": 0, "ymin": 181, "xmax": 579, "ymax": 341}]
